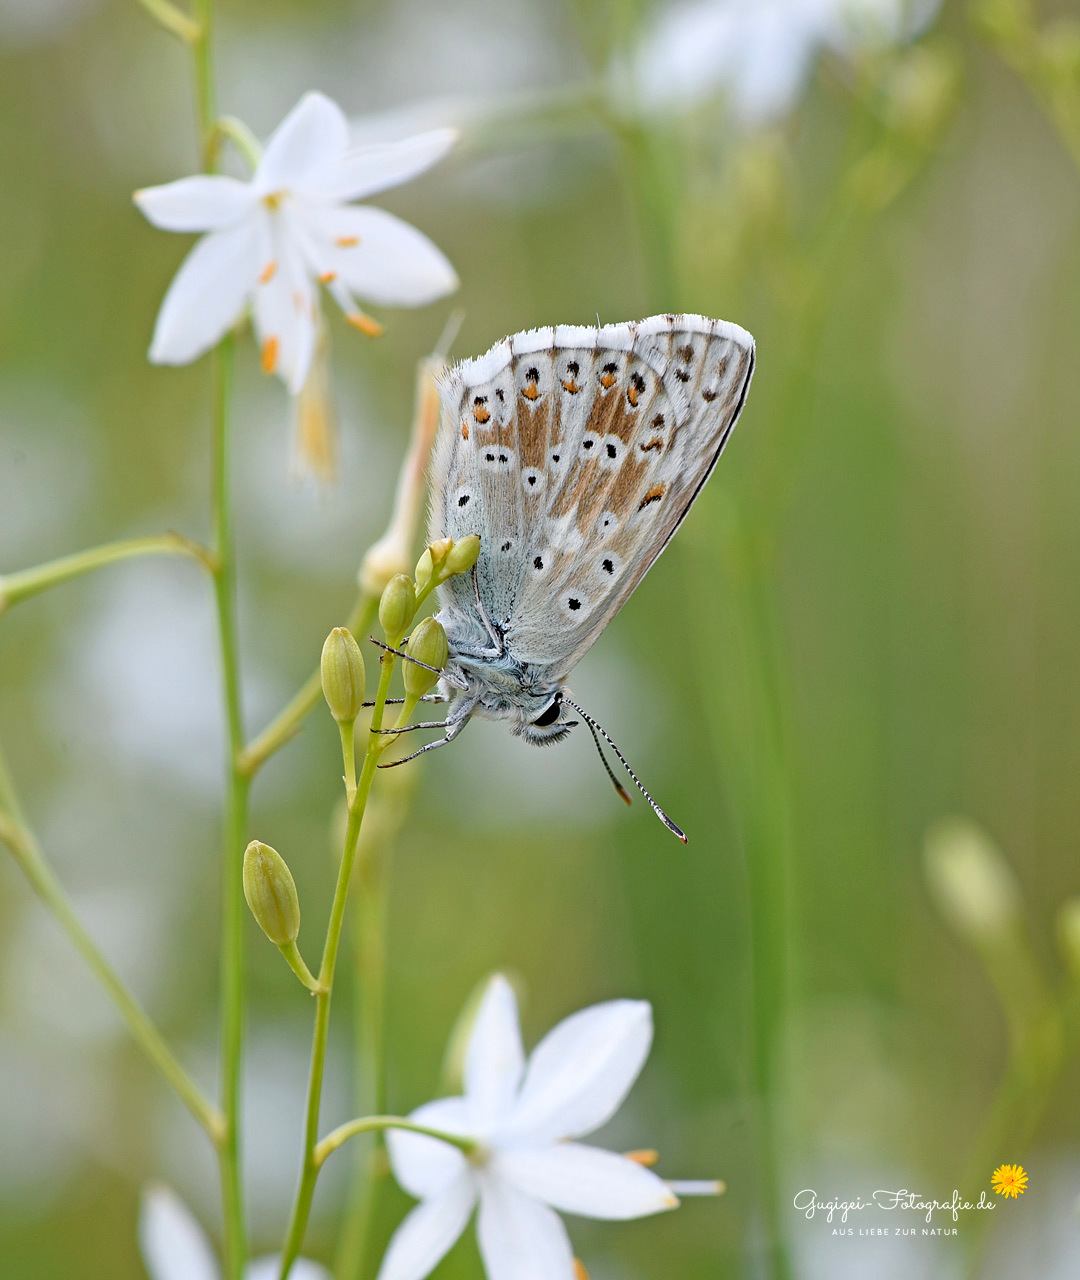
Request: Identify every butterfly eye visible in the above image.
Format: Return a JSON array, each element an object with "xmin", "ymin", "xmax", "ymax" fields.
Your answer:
[{"xmin": 533, "ymin": 697, "xmax": 561, "ymax": 728}]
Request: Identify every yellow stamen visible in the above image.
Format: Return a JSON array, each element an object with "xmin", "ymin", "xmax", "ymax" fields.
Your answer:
[
  {"xmin": 624, "ymin": 1149, "xmax": 660, "ymax": 1167},
  {"xmin": 263, "ymin": 193, "xmax": 282, "ymax": 211},
  {"xmin": 258, "ymin": 261, "xmax": 277, "ymax": 284},
  {"xmin": 261, "ymin": 335, "xmax": 279, "ymax": 375},
  {"xmin": 346, "ymin": 313, "xmax": 384, "ymax": 337},
  {"xmin": 573, "ymin": 1261, "xmax": 589, "ymax": 1280},
  {"xmin": 336, "ymin": 235, "xmax": 360, "ymax": 248},
  {"xmin": 318, "ymin": 270, "xmax": 337, "ymax": 284}
]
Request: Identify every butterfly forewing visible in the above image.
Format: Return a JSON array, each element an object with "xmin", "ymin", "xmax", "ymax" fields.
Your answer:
[{"xmin": 431, "ymin": 314, "xmax": 755, "ymax": 679}]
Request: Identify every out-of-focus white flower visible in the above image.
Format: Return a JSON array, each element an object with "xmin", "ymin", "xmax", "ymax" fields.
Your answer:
[
  {"xmin": 135, "ymin": 91, "xmax": 458, "ymax": 393},
  {"xmin": 139, "ymin": 1184, "xmax": 330, "ymax": 1280},
  {"xmin": 621, "ymin": 0, "xmax": 943, "ymax": 124},
  {"xmin": 378, "ymin": 975, "xmax": 719, "ymax": 1280}
]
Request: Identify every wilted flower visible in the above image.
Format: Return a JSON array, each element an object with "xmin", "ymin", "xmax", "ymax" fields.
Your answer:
[
  {"xmin": 139, "ymin": 1184, "xmax": 329, "ymax": 1280},
  {"xmin": 135, "ymin": 91, "xmax": 458, "ymax": 392},
  {"xmin": 621, "ymin": 0, "xmax": 943, "ymax": 124},
  {"xmin": 377, "ymin": 975, "xmax": 717, "ymax": 1280}
]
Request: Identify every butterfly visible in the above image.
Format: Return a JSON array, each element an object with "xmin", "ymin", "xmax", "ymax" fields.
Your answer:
[{"xmin": 380, "ymin": 313, "xmax": 755, "ymax": 840}]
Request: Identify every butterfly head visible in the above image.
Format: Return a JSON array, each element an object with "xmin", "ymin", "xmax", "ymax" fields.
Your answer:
[{"xmin": 511, "ymin": 688, "xmax": 577, "ymax": 747}]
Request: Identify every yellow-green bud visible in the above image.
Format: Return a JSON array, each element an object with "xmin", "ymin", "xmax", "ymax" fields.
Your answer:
[
  {"xmin": 321, "ymin": 627, "xmax": 366, "ymax": 722},
  {"xmin": 379, "ymin": 574, "xmax": 417, "ymax": 641},
  {"xmin": 1057, "ymin": 898, "xmax": 1080, "ymax": 981},
  {"xmin": 924, "ymin": 817, "xmax": 1021, "ymax": 945},
  {"xmin": 429, "ymin": 537, "xmax": 453, "ymax": 570},
  {"xmin": 404, "ymin": 616, "xmax": 449, "ymax": 698},
  {"xmin": 444, "ymin": 534, "xmax": 481, "ymax": 578},
  {"xmin": 243, "ymin": 841, "xmax": 300, "ymax": 946},
  {"xmin": 414, "ymin": 548, "xmax": 434, "ymax": 593}
]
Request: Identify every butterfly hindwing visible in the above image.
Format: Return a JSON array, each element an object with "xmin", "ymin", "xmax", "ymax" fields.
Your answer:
[{"xmin": 431, "ymin": 314, "xmax": 755, "ymax": 676}]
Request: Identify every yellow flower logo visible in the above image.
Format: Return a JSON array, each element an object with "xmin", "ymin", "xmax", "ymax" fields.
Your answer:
[{"xmin": 991, "ymin": 1164, "xmax": 1028, "ymax": 1198}]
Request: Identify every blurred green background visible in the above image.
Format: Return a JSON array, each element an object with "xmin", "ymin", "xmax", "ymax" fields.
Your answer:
[{"xmin": 2, "ymin": 0, "xmax": 1080, "ymax": 1277}]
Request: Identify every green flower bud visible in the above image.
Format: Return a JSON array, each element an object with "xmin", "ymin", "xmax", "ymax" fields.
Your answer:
[
  {"xmin": 925, "ymin": 817, "xmax": 1021, "ymax": 946},
  {"xmin": 414, "ymin": 548, "xmax": 434, "ymax": 593},
  {"xmin": 321, "ymin": 627, "xmax": 366, "ymax": 722},
  {"xmin": 428, "ymin": 537, "xmax": 453, "ymax": 571},
  {"xmin": 243, "ymin": 841, "xmax": 300, "ymax": 946},
  {"xmin": 404, "ymin": 616, "xmax": 449, "ymax": 698},
  {"xmin": 444, "ymin": 534, "xmax": 481, "ymax": 578},
  {"xmin": 379, "ymin": 574, "xmax": 417, "ymax": 641}
]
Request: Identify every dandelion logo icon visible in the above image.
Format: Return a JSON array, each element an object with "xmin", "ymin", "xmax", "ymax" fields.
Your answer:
[{"xmin": 991, "ymin": 1164, "xmax": 1028, "ymax": 1198}]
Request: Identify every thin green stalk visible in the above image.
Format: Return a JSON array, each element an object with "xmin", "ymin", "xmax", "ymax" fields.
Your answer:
[
  {"xmin": 0, "ymin": 751, "xmax": 221, "ymax": 1138},
  {"xmin": 208, "ymin": 337, "xmax": 250, "ymax": 1280},
  {"xmin": 0, "ymin": 533, "xmax": 213, "ymax": 616},
  {"xmin": 278, "ymin": 654, "xmax": 397, "ymax": 1280},
  {"xmin": 135, "ymin": 0, "xmax": 201, "ymax": 44},
  {"xmin": 237, "ymin": 593, "xmax": 377, "ymax": 777},
  {"xmin": 315, "ymin": 1116, "xmax": 477, "ymax": 1168}
]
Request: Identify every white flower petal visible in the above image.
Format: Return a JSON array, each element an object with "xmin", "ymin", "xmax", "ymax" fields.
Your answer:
[
  {"xmin": 730, "ymin": 8, "xmax": 818, "ymax": 123},
  {"xmin": 135, "ymin": 176, "xmax": 255, "ymax": 232},
  {"xmin": 256, "ymin": 91, "xmax": 349, "ymax": 196},
  {"xmin": 246, "ymin": 1257, "xmax": 332, "ymax": 1280},
  {"xmin": 375, "ymin": 1176, "xmax": 477, "ymax": 1280},
  {"xmin": 387, "ymin": 1097, "xmax": 473, "ymax": 1199},
  {"xmin": 251, "ymin": 212, "xmax": 317, "ymax": 393},
  {"xmin": 138, "ymin": 1185, "xmax": 220, "ymax": 1280},
  {"xmin": 505, "ymin": 1000, "xmax": 652, "ymax": 1143},
  {"xmin": 306, "ymin": 129, "xmax": 456, "ymax": 203},
  {"xmin": 300, "ymin": 205, "xmax": 457, "ymax": 307},
  {"xmin": 464, "ymin": 975, "xmax": 526, "ymax": 1130},
  {"xmin": 476, "ymin": 1174, "xmax": 576, "ymax": 1280},
  {"xmin": 494, "ymin": 1144, "xmax": 678, "ymax": 1220},
  {"xmin": 148, "ymin": 222, "xmax": 259, "ymax": 366}
]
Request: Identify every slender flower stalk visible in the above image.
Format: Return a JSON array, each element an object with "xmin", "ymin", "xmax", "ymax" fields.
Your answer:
[
  {"xmin": 0, "ymin": 742, "xmax": 222, "ymax": 1140},
  {"xmin": 0, "ymin": 533, "xmax": 213, "ymax": 616}
]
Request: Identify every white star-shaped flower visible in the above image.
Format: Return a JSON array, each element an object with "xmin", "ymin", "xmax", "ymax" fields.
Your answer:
[
  {"xmin": 138, "ymin": 1184, "xmax": 329, "ymax": 1280},
  {"xmin": 624, "ymin": 0, "xmax": 942, "ymax": 124},
  {"xmin": 135, "ymin": 91, "xmax": 458, "ymax": 393},
  {"xmin": 378, "ymin": 975, "xmax": 714, "ymax": 1280}
]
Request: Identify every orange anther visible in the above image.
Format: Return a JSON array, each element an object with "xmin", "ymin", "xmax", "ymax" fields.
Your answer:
[
  {"xmin": 573, "ymin": 1261, "xmax": 589, "ymax": 1280},
  {"xmin": 258, "ymin": 261, "xmax": 277, "ymax": 284},
  {"xmin": 335, "ymin": 235, "xmax": 360, "ymax": 248},
  {"xmin": 318, "ymin": 270, "xmax": 337, "ymax": 284},
  {"xmin": 346, "ymin": 313, "xmax": 384, "ymax": 337},
  {"xmin": 261, "ymin": 335, "xmax": 279, "ymax": 374},
  {"xmin": 624, "ymin": 1149, "xmax": 660, "ymax": 1167}
]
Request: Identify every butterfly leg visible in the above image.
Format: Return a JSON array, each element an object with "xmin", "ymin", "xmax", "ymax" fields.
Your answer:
[
  {"xmin": 370, "ymin": 718, "xmax": 453, "ymax": 735},
  {"xmin": 377, "ymin": 715, "xmax": 470, "ymax": 768},
  {"xmin": 360, "ymin": 694, "xmax": 449, "ymax": 708}
]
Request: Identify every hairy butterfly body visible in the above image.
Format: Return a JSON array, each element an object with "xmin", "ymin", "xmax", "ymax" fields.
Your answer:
[{"xmin": 389, "ymin": 314, "xmax": 755, "ymax": 840}]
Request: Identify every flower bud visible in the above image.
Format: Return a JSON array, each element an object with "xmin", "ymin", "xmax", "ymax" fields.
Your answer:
[
  {"xmin": 1057, "ymin": 898, "xmax": 1080, "ymax": 982},
  {"xmin": 429, "ymin": 537, "xmax": 453, "ymax": 571},
  {"xmin": 925, "ymin": 817, "xmax": 1021, "ymax": 946},
  {"xmin": 404, "ymin": 616, "xmax": 449, "ymax": 698},
  {"xmin": 444, "ymin": 534, "xmax": 481, "ymax": 578},
  {"xmin": 414, "ymin": 548, "xmax": 434, "ymax": 593},
  {"xmin": 379, "ymin": 574, "xmax": 417, "ymax": 642},
  {"xmin": 243, "ymin": 841, "xmax": 300, "ymax": 946},
  {"xmin": 321, "ymin": 627, "xmax": 366, "ymax": 722}
]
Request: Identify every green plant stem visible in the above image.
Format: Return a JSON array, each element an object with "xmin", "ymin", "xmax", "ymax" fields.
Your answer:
[
  {"xmin": 315, "ymin": 1116, "xmax": 477, "ymax": 1169},
  {"xmin": 0, "ymin": 752, "xmax": 222, "ymax": 1139},
  {"xmin": 277, "ymin": 654, "xmax": 397, "ymax": 1280},
  {"xmin": 135, "ymin": 0, "xmax": 201, "ymax": 44},
  {"xmin": 340, "ymin": 719, "xmax": 358, "ymax": 802},
  {"xmin": 208, "ymin": 337, "xmax": 250, "ymax": 1280},
  {"xmin": 0, "ymin": 533, "xmax": 213, "ymax": 616},
  {"xmin": 279, "ymin": 940, "xmax": 326, "ymax": 995},
  {"xmin": 237, "ymin": 593, "xmax": 378, "ymax": 777}
]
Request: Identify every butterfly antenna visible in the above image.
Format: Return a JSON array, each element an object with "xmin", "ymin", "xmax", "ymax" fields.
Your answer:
[{"xmin": 561, "ymin": 695, "xmax": 687, "ymax": 843}]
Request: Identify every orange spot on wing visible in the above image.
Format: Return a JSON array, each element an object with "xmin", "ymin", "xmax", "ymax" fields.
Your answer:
[
  {"xmin": 260, "ymin": 336, "xmax": 279, "ymax": 374},
  {"xmin": 521, "ymin": 381, "xmax": 540, "ymax": 401},
  {"xmin": 638, "ymin": 483, "xmax": 666, "ymax": 510},
  {"xmin": 258, "ymin": 261, "xmax": 277, "ymax": 284},
  {"xmin": 346, "ymin": 313, "xmax": 384, "ymax": 337},
  {"xmin": 562, "ymin": 377, "xmax": 580, "ymax": 394},
  {"xmin": 627, "ymin": 384, "xmax": 639, "ymax": 406},
  {"xmin": 599, "ymin": 372, "xmax": 617, "ymax": 390},
  {"xmin": 335, "ymin": 235, "xmax": 360, "ymax": 248},
  {"xmin": 640, "ymin": 437, "xmax": 664, "ymax": 452},
  {"xmin": 473, "ymin": 405, "xmax": 491, "ymax": 424},
  {"xmin": 461, "ymin": 422, "xmax": 469, "ymax": 440}
]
